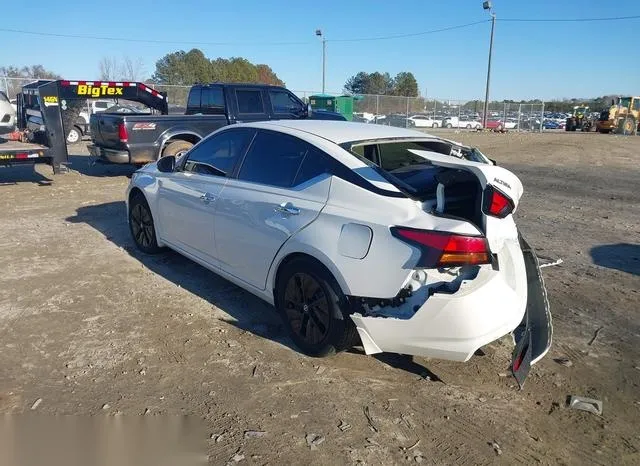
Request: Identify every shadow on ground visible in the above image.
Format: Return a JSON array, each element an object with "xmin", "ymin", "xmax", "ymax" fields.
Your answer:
[
  {"xmin": 66, "ymin": 200, "xmax": 442, "ymax": 379},
  {"xmin": 67, "ymin": 154, "xmax": 137, "ymax": 178},
  {"xmin": 0, "ymin": 164, "xmax": 52, "ymax": 186},
  {"xmin": 590, "ymin": 243, "xmax": 640, "ymax": 276},
  {"xmin": 66, "ymin": 200, "xmax": 301, "ymax": 355}
]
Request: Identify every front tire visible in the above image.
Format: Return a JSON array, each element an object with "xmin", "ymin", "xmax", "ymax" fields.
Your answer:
[
  {"xmin": 276, "ymin": 257, "xmax": 357, "ymax": 357},
  {"xmin": 129, "ymin": 193, "xmax": 162, "ymax": 254}
]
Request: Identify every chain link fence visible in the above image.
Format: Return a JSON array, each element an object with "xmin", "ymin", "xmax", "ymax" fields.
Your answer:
[{"xmin": 2, "ymin": 76, "xmax": 548, "ymax": 131}]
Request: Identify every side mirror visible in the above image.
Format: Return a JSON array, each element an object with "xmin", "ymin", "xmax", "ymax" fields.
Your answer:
[{"xmin": 157, "ymin": 155, "xmax": 175, "ymax": 173}]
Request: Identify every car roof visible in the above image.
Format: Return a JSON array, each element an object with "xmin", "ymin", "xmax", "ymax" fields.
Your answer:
[{"xmin": 236, "ymin": 120, "xmax": 433, "ymax": 144}]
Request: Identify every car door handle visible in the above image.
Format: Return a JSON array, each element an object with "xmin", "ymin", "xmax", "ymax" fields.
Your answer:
[
  {"xmin": 274, "ymin": 202, "xmax": 299, "ymax": 215},
  {"xmin": 200, "ymin": 193, "xmax": 216, "ymax": 204}
]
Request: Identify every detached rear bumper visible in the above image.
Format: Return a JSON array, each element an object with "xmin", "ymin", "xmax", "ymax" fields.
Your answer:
[{"xmin": 350, "ymin": 236, "xmax": 552, "ymax": 366}]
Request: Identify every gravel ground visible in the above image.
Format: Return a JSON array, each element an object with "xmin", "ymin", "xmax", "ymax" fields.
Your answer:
[{"xmin": 0, "ymin": 132, "xmax": 639, "ymax": 465}]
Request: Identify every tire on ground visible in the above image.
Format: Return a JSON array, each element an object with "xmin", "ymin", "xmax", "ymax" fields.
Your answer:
[
  {"xmin": 66, "ymin": 126, "xmax": 82, "ymax": 144},
  {"xmin": 276, "ymin": 256, "xmax": 359, "ymax": 357},
  {"xmin": 128, "ymin": 192, "xmax": 163, "ymax": 254},
  {"xmin": 162, "ymin": 140, "xmax": 194, "ymax": 158}
]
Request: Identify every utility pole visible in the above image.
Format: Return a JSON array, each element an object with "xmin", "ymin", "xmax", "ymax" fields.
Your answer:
[
  {"xmin": 316, "ymin": 29, "xmax": 326, "ymax": 93},
  {"xmin": 482, "ymin": 1, "xmax": 495, "ymax": 129}
]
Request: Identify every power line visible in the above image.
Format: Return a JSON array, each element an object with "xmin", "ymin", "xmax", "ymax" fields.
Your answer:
[
  {"xmin": 1, "ymin": 14, "xmax": 638, "ymax": 47},
  {"xmin": 500, "ymin": 14, "xmax": 640, "ymax": 23},
  {"xmin": 328, "ymin": 20, "xmax": 489, "ymax": 42},
  {"xmin": 0, "ymin": 28, "xmax": 311, "ymax": 46}
]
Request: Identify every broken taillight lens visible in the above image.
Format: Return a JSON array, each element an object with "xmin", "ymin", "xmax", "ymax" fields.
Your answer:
[
  {"xmin": 483, "ymin": 185, "xmax": 514, "ymax": 218},
  {"xmin": 390, "ymin": 227, "xmax": 491, "ymax": 268}
]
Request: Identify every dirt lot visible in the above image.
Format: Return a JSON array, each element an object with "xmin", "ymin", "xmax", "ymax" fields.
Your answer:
[{"xmin": 1, "ymin": 132, "xmax": 639, "ymax": 465}]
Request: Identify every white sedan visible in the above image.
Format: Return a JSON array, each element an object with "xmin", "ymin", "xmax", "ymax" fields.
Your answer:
[
  {"xmin": 408, "ymin": 115, "xmax": 440, "ymax": 128},
  {"xmin": 127, "ymin": 121, "xmax": 551, "ymax": 382}
]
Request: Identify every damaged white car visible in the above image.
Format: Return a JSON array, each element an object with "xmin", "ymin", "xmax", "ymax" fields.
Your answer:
[{"xmin": 126, "ymin": 120, "xmax": 552, "ymax": 383}]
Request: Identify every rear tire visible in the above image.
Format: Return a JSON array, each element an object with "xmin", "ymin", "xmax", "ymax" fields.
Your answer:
[
  {"xmin": 162, "ymin": 140, "xmax": 193, "ymax": 158},
  {"xmin": 129, "ymin": 193, "xmax": 162, "ymax": 254},
  {"xmin": 446, "ymin": 123, "xmax": 453, "ymax": 129},
  {"xmin": 276, "ymin": 257, "xmax": 358, "ymax": 357},
  {"xmin": 432, "ymin": 122, "xmax": 438, "ymax": 128},
  {"xmin": 466, "ymin": 124, "xmax": 472, "ymax": 129}
]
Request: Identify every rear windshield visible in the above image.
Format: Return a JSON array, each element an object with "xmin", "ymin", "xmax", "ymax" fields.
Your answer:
[{"xmin": 341, "ymin": 138, "xmax": 489, "ymax": 198}]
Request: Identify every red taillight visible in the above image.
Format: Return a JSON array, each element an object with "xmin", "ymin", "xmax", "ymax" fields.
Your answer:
[
  {"xmin": 118, "ymin": 123, "xmax": 128, "ymax": 143},
  {"xmin": 391, "ymin": 228, "xmax": 491, "ymax": 268},
  {"xmin": 483, "ymin": 185, "xmax": 514, "ymax": 218}
]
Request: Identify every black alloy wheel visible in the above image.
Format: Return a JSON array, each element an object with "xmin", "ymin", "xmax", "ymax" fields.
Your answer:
[
  {"xmin": 129, "ymin": 194, "xmax": 162, "ymax": 254},
  {"xmin": 283, "ymin": 272, "xmax": 332, "ymax": 347}
]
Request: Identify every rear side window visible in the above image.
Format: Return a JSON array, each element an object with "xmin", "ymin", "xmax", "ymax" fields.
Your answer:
[
  {"xmin": 236, "ymin": 90, "xmax": 264, "ymax": 114},
  {"xmin": 184, "ymin": 129, "xmax": 254, "ymax": 177},
  {"xmin": 294, "ymin": 148, "xmax": 332, "ymax": 185},
  {"xmin": 201, "ymin": 87, "xmax": 225, "ymax": 114},
  {"xmin": 187, "ymin": 88, "xmax": 201, "ymax": 108},
  {"xmin": 237, "ymin": 131, "xmax": 308, "ymax": 187}
]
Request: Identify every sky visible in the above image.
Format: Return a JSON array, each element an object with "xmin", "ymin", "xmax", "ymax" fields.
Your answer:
[{"xmin": 1, "ymin": 0, "xmax": 639, "ymax": 100}]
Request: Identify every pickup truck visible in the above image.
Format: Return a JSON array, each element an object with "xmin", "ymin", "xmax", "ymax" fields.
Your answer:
[{"xmin": 89, "ymin": 83, "xmax": 345, "ymax": 164}]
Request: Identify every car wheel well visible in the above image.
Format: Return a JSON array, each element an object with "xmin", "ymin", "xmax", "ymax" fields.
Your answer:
[
  {"xmin": 273, "ymin": 252, "xmax": 340, "ymax": 307},
  {"xmin": 128, "ymin": 187, "xmax": 146, "ymax": 205}
]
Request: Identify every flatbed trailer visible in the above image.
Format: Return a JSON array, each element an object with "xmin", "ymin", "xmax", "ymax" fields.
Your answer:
[
  {"xmin": 0, "ymin": 80, "xmax": 167, "ymax": 174},
  {"xmin": 0, "ymin": 138, "xmax": 49, "ymax": 165}
]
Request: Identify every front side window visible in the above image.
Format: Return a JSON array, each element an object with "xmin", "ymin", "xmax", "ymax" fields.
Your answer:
[
  {"xmin": 633, "ymin": 99, "xmax": 640, "ymax": 111},
  {"xmin": 183, "ymin": 129, "xmax": 254, "ymax": 176},
  {"xmin": 269, "ymin": 90, "xmax": 303, "ymax": 114},
  {"xmin": 236, "ymin": 90, "xmax": 264, "ymax": 114},
  {"xmin": 237, "ymin": 130, "xmax": 308, "ymax": 188}
]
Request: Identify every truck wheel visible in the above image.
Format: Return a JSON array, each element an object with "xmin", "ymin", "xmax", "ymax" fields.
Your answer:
[
  {"xmin": 432, "ymin": 123, "xmax": 438, "ymax": 128},
  {"xmin": 466, "ymin": 124, "xmax": 472, "ymax": 129},
  {"xmin": 162, "ymin": 140, "xmax": 193, "ymax": 158},
  {"xmin": 66, "ymin": 127, "xmax": 82, "ymax": 144},
  {"xmin": 620, "ymin": 118, "xmax": 637, "ymax": 135},
  {"xmin": 446, "ymin": 123, "xmax": 453, "ymax": 128}
]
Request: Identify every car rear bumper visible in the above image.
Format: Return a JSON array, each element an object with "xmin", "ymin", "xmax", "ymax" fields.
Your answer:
[
  {"xmin": 88, "ymin": 144, "xmax": 130, "ymax": 164},
  {"xmin": 350, "ymin": 237, "xmax": 551, "ymax": 364}
]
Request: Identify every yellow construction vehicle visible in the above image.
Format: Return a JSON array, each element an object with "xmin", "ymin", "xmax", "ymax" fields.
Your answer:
[
  {"xmin": 596, "ymin": 96, "xmax": 640, "ymax": 135},
  {"xmin": 565, "ymin": 105, "xmax": 595, "ymax": 131}
]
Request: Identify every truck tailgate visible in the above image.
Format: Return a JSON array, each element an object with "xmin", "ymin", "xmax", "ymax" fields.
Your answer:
[{"xmin": 90, "ymin": 113, "xmax": 124, "ymax": 148}]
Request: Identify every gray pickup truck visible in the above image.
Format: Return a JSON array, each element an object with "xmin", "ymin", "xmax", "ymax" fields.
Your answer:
[{"xmin": 89, "ymin": 83, "xmax": 345, "ymax": 165}]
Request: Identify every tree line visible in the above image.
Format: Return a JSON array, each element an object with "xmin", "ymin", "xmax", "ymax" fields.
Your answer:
[
  {"xmin": 151, "ymin": 49, "xmax": 284, "ymax": 87},
  {"xmin": 344, "ymin": 71, "xmax": 419, "ymax": 97}
]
